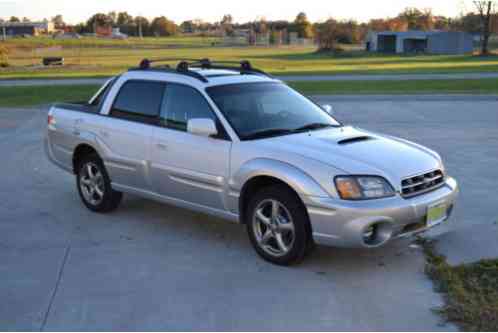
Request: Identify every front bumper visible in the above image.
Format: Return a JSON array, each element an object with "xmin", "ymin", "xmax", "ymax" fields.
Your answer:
[{"xmin": 303, "ymin": 177, "xmax": 459, "ymax": 248}]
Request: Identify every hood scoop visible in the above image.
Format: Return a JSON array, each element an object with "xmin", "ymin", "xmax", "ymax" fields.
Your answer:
[{"xmin": 337, "ymin": 135, "xmax": 374, "ymax": 145}]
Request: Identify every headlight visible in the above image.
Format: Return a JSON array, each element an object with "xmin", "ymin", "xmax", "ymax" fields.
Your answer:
[{"xmin": 334, "ymin": 176, "xmax": 395, "ymax": 200}]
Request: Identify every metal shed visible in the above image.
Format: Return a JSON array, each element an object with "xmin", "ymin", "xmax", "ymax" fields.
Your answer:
[{"xmin": 366, "ymin": 31, "xmax": 473, "ymax": 55}]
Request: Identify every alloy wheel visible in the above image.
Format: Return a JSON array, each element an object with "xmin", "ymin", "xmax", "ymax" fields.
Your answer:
[
  {"xmin": 79, "ymin": 162, "xmax": 105, "ymax": 206},
  {"xmin": 252, "ymin": 199, "xmax": 295, "ymax": 257}
]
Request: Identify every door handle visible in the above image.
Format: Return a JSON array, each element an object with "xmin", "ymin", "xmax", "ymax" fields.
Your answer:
[
  {"xmin": 73, "ymin": 119, "xmax": 83, "ymax": 135},
  {"xmin": 156, "ymin": 143, "xmax": 168, "ymax": 151}
]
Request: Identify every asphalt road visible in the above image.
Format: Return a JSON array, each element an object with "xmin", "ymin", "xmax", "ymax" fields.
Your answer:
[
  {"xmin": 2, "ymin": 72, "xmax": 498, "ymax": 87},
  {"xmin": 1, "ymin": 95, "xmax": 497, "ymax": 331}
]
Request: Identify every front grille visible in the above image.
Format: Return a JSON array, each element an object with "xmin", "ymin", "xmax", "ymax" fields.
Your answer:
[{"xmin": 401, "ymin": 169, "xmax": 444, "ymax": 198}]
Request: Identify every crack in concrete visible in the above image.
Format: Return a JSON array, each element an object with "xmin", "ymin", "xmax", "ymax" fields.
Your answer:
[{"xmin": 40, "ymin": 245, "xmax": 71, "ymax": 331}]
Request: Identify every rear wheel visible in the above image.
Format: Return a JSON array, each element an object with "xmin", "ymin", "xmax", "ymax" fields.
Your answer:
[
  {"xmin": 76, "ymin": 154, "xmax": 122, "ymax": 213},
  {"xmin": 246, "ymin": 185, "xmax": 312, "ymax": 265}
]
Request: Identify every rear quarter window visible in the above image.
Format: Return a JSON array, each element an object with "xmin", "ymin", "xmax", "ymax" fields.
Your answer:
[{"xmin": 110, "ymin": 80, "xmax": 165, "ymax": 124}]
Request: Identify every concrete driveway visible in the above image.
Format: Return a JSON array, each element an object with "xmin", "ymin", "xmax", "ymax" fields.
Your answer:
[{"xmin": 1, "ymin": 95, "xmax": 497, "ymax": 331}]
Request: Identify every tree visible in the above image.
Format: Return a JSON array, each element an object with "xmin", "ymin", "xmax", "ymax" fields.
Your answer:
[
  {"xmin": 254, "ymin": 18, "xmax": 268, "ymax": 34},
  {"xmin": 457, "ymin": 12, "xmax": 483, "ymax": 33},
  {"xmin": 108, "ymin": 11, "xmax": 117, "ymax": 25},
  {"xmin": 9, "ymin": 16, "xmax": 20, "ymax": 23},
  {"xmin": 51, "ymin": 15, "xmax": 65, "ymax": 29},
  {"xmin": 86, "ymin": 13, "xmax": 114, "ymax": 32},
  {"xmin": 399, "ymin": 7, "xmax": 422, "ymax": 29},
  {"xmin": 293, "ymin": 12, "xmax": 313, "ymax": 38},
  {"xmin": 342, "ymin": 20, "xmax": 361, "ymax": 44},
  {"xmin": 221, "ymin": 14, "xmax": 234, "ymax": 35},
  {"xmin": 221, "ymin": 14, "xmax": 233, "ymax": 25},
  {"xmin": 180, "ymin": 20, "xmax": 196, "ymax": 33},
  {"xmin": 386, "ymin": 17, "xmax": 409, "ymax": 31},
  {"xmin": 398, "ymin": 7, "xmax": 434, "ymax": 30},
  {"xmin": 316, "ymin": 19, "xmax": 338, "ymax": 52},
  {"xmin": 73, "ymin": 23, "xmax": 88, "ymax": 34},
  {"xmin": 474, "ymin": 1, "xmax": 496, "ymax": 55},
  {"xmin": 150, "ymin": 16, "xmax": 177, "ymax": 36},
  {"xmin": 0, "ymin": 44, "xmax": 8, "ymax": 67},
  {"xmin": 114, "ymin": 12, "xmax": 136, "ymax": 36},
  {"xmin": 134, "ymin": 16, "xmax": 149, "ymax": 37},
  {"xmin": 433, "ymin": 16, "xmax": 451, "ymax": 30},
  {"xmin": 117, "ymin": 12, "xmax": 133, "ymax": 26}
]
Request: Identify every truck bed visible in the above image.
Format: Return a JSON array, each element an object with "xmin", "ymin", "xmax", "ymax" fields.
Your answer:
[{"xmin": 52, "ymin": 102, "xmax": 100, "ymax": 114}]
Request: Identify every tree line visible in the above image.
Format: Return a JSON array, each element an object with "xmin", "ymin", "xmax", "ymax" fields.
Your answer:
[{"xmin": 2, "ymin": 5, "xmax": 496, "ymax": 43}]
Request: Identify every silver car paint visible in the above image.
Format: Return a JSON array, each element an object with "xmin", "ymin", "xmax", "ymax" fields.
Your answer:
[{"xmin": 46, "ymin": 69, "xmax": 459, "ymax": 248}]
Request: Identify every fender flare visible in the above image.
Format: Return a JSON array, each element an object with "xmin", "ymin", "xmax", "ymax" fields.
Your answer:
[{"xmin": 231, "ymin": 158, "xmax": 330, "ymax": 211}]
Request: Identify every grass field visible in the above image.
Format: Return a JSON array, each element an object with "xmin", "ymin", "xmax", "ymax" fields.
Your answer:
[
  {"xmin": 0, "ymin": 85, "xmax": 100, "ymax": 107},
  {"xmin": 2, "ymin": 36, "xmax": 498, "ymax": 79},
  {"xmin": 1, "ymin": 78, "xmax": 497, "ymax": 107}
]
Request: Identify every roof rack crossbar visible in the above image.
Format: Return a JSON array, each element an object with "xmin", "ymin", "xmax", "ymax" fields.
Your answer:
[
  {"xmin": 131, "ymin": 58, "xmax": 272, "ymax": 82},
  {"xmin": 130, "ymin": 62, "xmax": 208, "ymax": 83},
  {"xmin": 185, "ymin": 59, "xmax": 273, "ymax": 79},
  {"xmin": 194, "ymin": 64, "xmax": 273, "ymax": 79}
]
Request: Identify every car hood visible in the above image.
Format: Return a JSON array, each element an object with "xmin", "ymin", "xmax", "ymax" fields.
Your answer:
[{"xmin": 258, "ymin": 126, "xmax": 443, "ymax": 190}]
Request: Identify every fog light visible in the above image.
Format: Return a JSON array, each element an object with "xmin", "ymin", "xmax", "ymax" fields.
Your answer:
[{"xmin": 363, "ymin": 225, "xmax": 376, "ymax": 244}]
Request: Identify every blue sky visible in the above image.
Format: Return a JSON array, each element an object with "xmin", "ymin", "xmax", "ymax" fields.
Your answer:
[{"xmin": 0, "ymin": 0, "xmax": 471, "ymax": 24}]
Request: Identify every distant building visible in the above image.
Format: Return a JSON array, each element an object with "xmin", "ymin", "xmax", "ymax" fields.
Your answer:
[
  {"xmin": 0, "ymin": 21, "xmax": 54, "ymax": 36},
  {"xmin": 111, "ymin": 28, "xmax": 128, "ymax": 39},
  {"xmin": 366, "ymin": 31, "xmax": 473, "ymax": 55},
  {"xmin": 95, "ymin": 25, "xmax": 112, "ymax": 37},
  {"xmin": 288, "ymin": 31, "xmax": 314, "ymax": 46}
]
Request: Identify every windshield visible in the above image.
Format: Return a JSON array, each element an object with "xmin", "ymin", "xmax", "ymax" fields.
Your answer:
[{"xmin": 206, "ymin": 82, "xmax": 341, "ymax": 140}]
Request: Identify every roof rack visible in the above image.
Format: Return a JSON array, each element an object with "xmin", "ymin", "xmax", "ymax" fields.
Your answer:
[{"xmin": 130, "ymin": 58, "xmax": 272, "ymax": 83}]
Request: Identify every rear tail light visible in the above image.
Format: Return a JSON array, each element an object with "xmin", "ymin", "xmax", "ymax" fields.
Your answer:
[{"xmin": 48, "ymin": 115, "xmax": 55, "ymax": 125}]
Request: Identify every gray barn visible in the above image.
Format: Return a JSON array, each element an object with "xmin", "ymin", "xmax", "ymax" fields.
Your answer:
[{"xmin": 366, "ymin": 31, "xmax": 473, "ymax": 55}]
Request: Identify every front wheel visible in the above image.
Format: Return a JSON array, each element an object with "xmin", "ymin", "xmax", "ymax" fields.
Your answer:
[
  {"xmin": 76, "ymin": 154, "xmax": 122, "ymax": 213},
  {"xmin": 246, "ymin": 185, "xmax": 312, "ymax": 266}
]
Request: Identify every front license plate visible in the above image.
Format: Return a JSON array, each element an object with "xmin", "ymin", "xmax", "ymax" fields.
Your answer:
[{"xmin": 426, "ymin": 202, "xmax": 448, "ymax": 227}]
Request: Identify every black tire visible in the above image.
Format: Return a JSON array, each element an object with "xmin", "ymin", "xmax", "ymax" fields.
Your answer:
[
  {"xmin": 76, "ymin": 153, "xmax": 122, "ymax": 213},
  {"xmin": 245, "ymin": 184, "xmax": 312, "ymax": 266}
]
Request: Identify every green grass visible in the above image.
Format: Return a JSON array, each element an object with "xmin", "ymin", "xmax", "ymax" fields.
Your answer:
[
  {"xmin": 289, "ymin": 78, "xmax": 498, "ymax": 95},
  {"xmin": 423, "ymin": 241, "xmax": 498, "ymax": 331},
  {"xmin": 0, "ymin": 84, "xmax": 99, "ymax": 107},
  {"xmin": 1, "ymin": 36, "xmax": 498, "ymax": 79},
  {"xmin": 1, "ymin": 78, "xmax": 497, "ymax": 108},
  {"xmin": 3, "ymin": 36, "xmax": 221, "ymax": 48}
]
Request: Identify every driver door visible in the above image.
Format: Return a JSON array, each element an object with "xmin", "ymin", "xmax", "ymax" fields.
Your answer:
[{"xmin": 150, "ymin": 83, "xmax": 232, "ymax": 211}]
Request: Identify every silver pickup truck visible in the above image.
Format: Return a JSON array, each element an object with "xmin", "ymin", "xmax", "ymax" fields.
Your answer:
[{"xmin": 45, "ymin": 59, "xmax": 459, "ymax": 265}]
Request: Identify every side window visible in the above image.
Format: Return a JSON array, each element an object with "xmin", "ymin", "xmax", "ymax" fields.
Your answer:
[
  {"xmin": 160, "ymin": 84, "xmax": 218, "ymax": 132},
  {"xmin": 110, "ymin": 80, "xmax": 165, "ymax": 124}
]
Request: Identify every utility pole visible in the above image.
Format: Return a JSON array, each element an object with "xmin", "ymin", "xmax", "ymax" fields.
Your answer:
[
  {"xmin": 1, "ymin": 25, "xmax": 5, "ymax": 41},
  {"xmin": 138, "ymin": 17, "xmax": 143, "ymax": 39}
]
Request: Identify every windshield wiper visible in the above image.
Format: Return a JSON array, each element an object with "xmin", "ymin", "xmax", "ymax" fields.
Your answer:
[
  {"xmin": 293, "ymin": 123, "xmax": 336, "ymax": 132},
  {"xmin": 242, "ymin": 128, "xmax": 294, "ymax": 140}
]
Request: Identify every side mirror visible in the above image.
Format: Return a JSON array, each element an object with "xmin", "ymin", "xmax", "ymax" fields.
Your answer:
[
  {"xmin": 322, "ymin": 104, "xmax": 334, "ymax": 115},
  {"xmin": 187, "ymin": 118, "xmax": 218, "ymax": 137}
]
